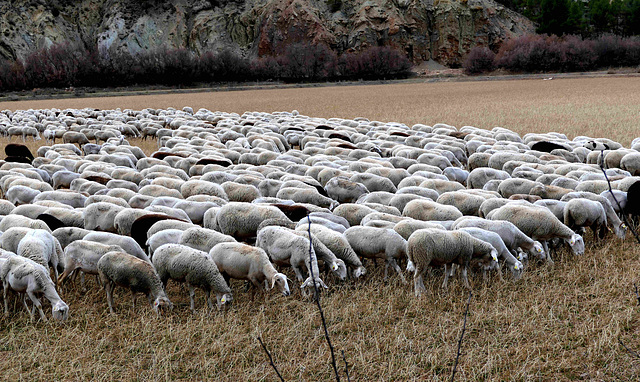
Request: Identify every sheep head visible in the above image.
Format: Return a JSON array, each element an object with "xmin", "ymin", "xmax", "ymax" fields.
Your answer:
[
  {"xmin": 353, "ymin": 266, "xmax": 367, "ymax": 278},
  {"xmin": 567, "ymin": 233, "xmax": 585, "ymax": 255},
  {"xmin": 153, "ymin": 296, "xmax": 173, "ymax": 314},
  {"xmin": 271, "ymin": 273, "xmax": 290, "ymax": 296},
  {"xmin": 301, "ymin": 276, "xmax": 328, "ymax": 290},
  {"xmin": 331, "ymin": 259, "xmax": 347, "ymax": 280},
  {"xmin": 530, "ymin": 241, "xmax": 546, "ymax": 260},
  {"xmin": 216, "ymin": 293, "xmax": 233, "ymax": 309},
  {"xmin": 52, "ymin": 301, "xmax": 69, "ymax": 321},
  {"xmin": 614, "ymin": 222, "xmax": 627, "ymax": 239}
]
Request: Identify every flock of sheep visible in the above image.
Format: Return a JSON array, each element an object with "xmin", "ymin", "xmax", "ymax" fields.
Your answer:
[{"xmin": 0, "ymin": 105, "xmax": 639, "ymax": 322}]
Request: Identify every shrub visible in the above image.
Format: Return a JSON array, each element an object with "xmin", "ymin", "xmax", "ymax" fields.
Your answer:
[
  {"xmin": 0, "ymin": 59, "xmax": 26, "ymax": 90},
  {"xmin": 463, "ymin": 47, "xmax": 496, "ymax": 74},
  {"xmin": 280, "ymin": 43, "xmax": 337, "ymax": 81},
  {"xmin": 335, "ymin": 46, "xmax": 412, "ymax": 80},
  {"xmin": 22, "ymin": 42, "xmax": 98, "ymax": 88},
  {"xmin": 250, "ymin": 56, "xmax": 282, "ymax": 81},
  {"xmin": 199, "ymin": 49, "xmax": 251, "ymax": 82}
]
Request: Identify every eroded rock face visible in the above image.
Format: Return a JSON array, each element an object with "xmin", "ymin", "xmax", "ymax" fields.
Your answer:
[{"xmin": 0, "ymin": 0, "xmax": 534, "ymax": 66}]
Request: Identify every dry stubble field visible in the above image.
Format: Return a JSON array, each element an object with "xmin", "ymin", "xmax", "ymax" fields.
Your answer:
[{"xmin": 1, "ymin": 77, "xmax": 640, "ymax": 381}]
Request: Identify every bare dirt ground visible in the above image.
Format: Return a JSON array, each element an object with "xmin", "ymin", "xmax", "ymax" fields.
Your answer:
[{"xmin": 0, "ymin": 77, "xmax": 640, "ymax": 381}]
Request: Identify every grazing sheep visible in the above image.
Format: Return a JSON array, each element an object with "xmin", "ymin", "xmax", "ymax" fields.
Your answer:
[
  {"xmin": 179, "ymin": 227, "xmax": 237, "ymax": 253},
  {"xmin": 52, "ymin": 227, "xmax": 90, "ymax": 249},
  {"xmin": 295, "ymin": 224, "xmax": 366, "ymax": 278},
  {"xmin": 152, "ymin": 244, "xmax": 233, "ymax": 311},
  {"xmin": 402, "ymin": 199, "xmax": 463, "ymax": 222},
  {"xmin": 407, "ymin": 229, "xmax": 498, "ymax": 296},
  {"xmin": 488, "ymin": 204, "xmax": 584, "ymax": 260},
  {"xmin": 393, "ymin": 219, "xmax": 445, "ymax": 240},
  {"xmin": 452, "ymin": 217, "xmax": 545, "ymax": 262},
  {"xmin": 216, "ymin": 202, "xmax": 292, "ymax": 241},
  {"xmin": 83, "ymin": 232, "xmax": 151, "ymax": 264},
  {"xmin": 6, "ymin": 185, "xmax": 41, "ymax": 206},
  {"xmin": 457, "ymin": 227, "xmax": 523, "ymax": 278},
  {"xmin": 256, "ymin": 226, "xmax": 328, "ymax": 292},
  {"xmin": 290, "ymin": 228, "xmax": 348, "ymax": 280},
  {"xmin": 97, "ymin": 251, "xmax": 173, "ymax": 314},
  {"xmin": 58, "ymin": 241, "xmax": 125, "ymax": 288},
  {"xmin": 146, "ymin": 229, "xmax": 184, "ymax": 257},
  {"xmin": 0, "ymin": 215, "xmax": 50, "ymax": 233},
  {"xmin": 209, "ymin": 242, "xmax": 291, "ymax": 297},
  {"xmin": 1, "ymin": 255, "xmax": 68, "ymax": 321},
  {"xmin": 560, "ymin": 192, "xmax": 627, "ymax": 239},
  {"xmin": 563, "ymin": 198, "xmax": 608, "ymax": 241},
  {"xmin": 344, "ymin": 226, "xmax": 408, "ymax": 283}
]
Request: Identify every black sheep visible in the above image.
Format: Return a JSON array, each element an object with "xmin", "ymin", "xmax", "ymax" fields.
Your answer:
[
  {"xmin": 5, "ymin": 143, "xmax": 34, "ymax": 161},
  {"xmin": 271, "ymin": 203, "xmax": 310, "ymax": 222},
  {"xmin": 625, "ymin": 181, "xmax": 640, "ymax": 223},
  {"xmin": 37, "ymin": 214, "xmax": 66, "ymax": 232},
  {"xmin": 531, "ymin": 141, "xmax": 569, "ymax": 153},
  {"xmin": 4, "ymin": 156, "xmax": 32, "ymax": 164}
]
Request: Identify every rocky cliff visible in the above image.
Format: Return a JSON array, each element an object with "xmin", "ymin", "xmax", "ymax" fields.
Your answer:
[{"xmin": 0, "ymin": 0, "xmax": 535, "ymax": 66}]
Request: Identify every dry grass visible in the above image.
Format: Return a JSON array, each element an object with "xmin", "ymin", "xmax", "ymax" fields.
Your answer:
[
  {"xmin": 1, "ymin": 78, "xmax": 640, "ymax": 380},
  {"xmin": 1, "ymin": 77, "xmax": 639, "ymax": 146}
]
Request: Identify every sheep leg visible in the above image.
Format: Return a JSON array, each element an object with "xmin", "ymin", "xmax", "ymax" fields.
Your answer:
[
  {"xmin": 496, "ymin": 264, "xmax": 504, "ymax": 282},
  {"xmin": 461, "ymin": 266, "xmax": 472, "ymax": 290},
  {"xmin": 26, "ymin": 290, "xmax": 47, "ymax": 321},
  {"xmin": 3, "ymin": 281, "xmax": 9, "ymax": 314},
  {"xmin": 388, "ymin": 258, "xmax": 407, "ymax": 284},
  {"xmin": 442, "ymin": 264, "xmax": 451, "ymax": 289},
  {"xmin": 413, "ymin": 268, "xmax": 427, "ymax": 297},
  {"xmin": 104, "ymin": 281, "xmax": 115, "ymax": 314},
  {"xmin": 542, "ymin": 241, "xmax": 554, "ymax": 264},
  {"xmin": 22, "ymin": 295, "xmax": 34, "ymax": 320},
  {"xmin": 57, "ymin": 266, "xmax": 76, "ymax": 285},
  {"xmin": 206, "ymin": 290, "xmax": 213, "ymax": 310},
  {"xmin": 188, "ymin": 284, "xmax": 196, "ymax": 312},
  {"xmin": 131, "ymin": 290, "xmax": 137, "ymax": 309}
]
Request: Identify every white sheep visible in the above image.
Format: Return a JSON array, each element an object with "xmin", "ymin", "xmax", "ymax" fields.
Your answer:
[
  {"xmin": 83, "ymin": 232, "xmax": 151, "ymax": 264},
  {"xmin": 178, "ymin": 227, "xmax": 237, "ymax": 253},
  {"xmin": 152, "ymin": 244, "xmax": 233, "ymax": 311},
  {"xmin": 209, "ymin": 242, "xmax": 291, "ymax": 297},
  {"xmin": 488, "ymin": 204, "xmax": 584, "ymax": 260},
  {"xmin": 97, "ymin": 251, "xmax": 173, "ymax": 314},
  {"xmin": 146, "ymin": 229, "xmax": 184, "ymax": 257},
  {"xmin": 457, "ymin": 227, "xmax": 523, "ymax": 279},
  {"xmin": 407, "ymin": 229, "xmax": 498, "ymax": 296},
  {"xmin": 452, "ymin": 217, "xmax": 545, "ymax": 262},
  {"xmin": 295, "ymin": 223, "xmax": 366, "ymax": 278},
  {"xmin": 1, "ymin": 254, "xmax": 68, "ymax": 321},
  {"xmin": 256, "ymin": 226, "xmax": 328, "ymax": 292},
  {"xmin": 58, "ymin": 240, "xmax": 125, "ymax": 289},
  {"xmin": 344, "ymin": 226, "xmax": 408, "ymax": 283},
  {"xmin": 563, "ymin": 198, "xmax": 608, "ymax": 241}
]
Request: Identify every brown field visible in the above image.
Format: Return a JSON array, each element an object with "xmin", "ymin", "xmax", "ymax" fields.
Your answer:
[
  {"xmin": 1, "ymin": 78, "xmax": 640, "ymax": 381},
  {"xmin": 1, "ymin": 76, "xmax": 639, "ymax": 146}
]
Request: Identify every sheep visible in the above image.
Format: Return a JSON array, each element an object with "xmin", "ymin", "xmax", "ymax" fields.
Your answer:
[
  {"xmin": 467, "ymin": 168, "xmax": 510, "ymax": 189},
  {"xmin": 0, "ymin": 215, "xmax": 50, "ymax": 233},
  {"xmin": 402, "ymin": 199, "xmax": 463, "ymax": 222},
  {"xmin": 295, "ymin": 223, "xmax": 366, "ymax": 278},
  {"xmin": 436, "ymin": 191, "xmax": 486, "ymax": 216},
  {"xmin": 1, "ymin": 255, "xmax": 68, "ymax": 321},
  {"xmin": 563, "ymin": 198, "xmax": 608, "ymax": 241},
  {"xmin": 215, "ymin": 202, "xmax": 292, "ymax": 241},
  {"xmin": 290, "ymin": 229, "xmax": 348, "ymax": 281},
  {"xmin": 488, "ymin": 204, "xmax": 584, "ymax": 260},
  {"xmin": 560, "ymin": 191, "xmax": 627, "ymax": 239},
  {"xmin": 407, "ymin": 229, "xmax": 498, "ymax": 296},
  {"xmin": 6, "ymin": 185, "xmax": 41, "ymax": 206},
  {"xmin": 147, "ymin": 220, "xmax": 198, "ymax": 240},
  {"xmin": 97, "ymin": 251, "xmax": 173, "ymax": 314},
  {"xmin": 146, "ymin": 229, "xmax": 184, "ymax": 257},
  {"xmin": 533, "ymin": 199, "xmax": 567, "ymax": 221},
  {"xmin": 83, "ymin": 232, "xmax": 151, "ymax": 264},
  {"xmin": 83, "ymin": 202, "xmax": 126, "ymax": 233},
  {"xmin": 179, "ymin": 227, "xmax": 237, "ymax": 253},
  {"xmin": 58, "ymin": 241, "xmax": 125, "ymax": 289},
  {"xmin": 324, "ymin": 177, "xmax": 368, "ymax": 203},
  {"xmin": 209, "ymin": 242, "xmax": 291, "ymax": 297},
  {"xmin": 452, "ymin": 217, "xmax": 545, "ymax": 262},
  {"xmin": 344, "ymin": 226, "xmax": 408, "ymax": 283},
  {"xmin": 393, "ymin": 219, "xmax": 445, "ymax": 240},
  {"xmin": 297, "ymin": 215, "xmax": 347, "ymax": 233},
  {"xmin": 256, "ymin": 226, "xmax": 328, "ymax": 292},
  {"xmin": 457, "ymin": 227, "xmax": 523, "ymax": 279},
  {"xmin": 152, "ymin": 244, "xmax": 232, "ymax": 311}
]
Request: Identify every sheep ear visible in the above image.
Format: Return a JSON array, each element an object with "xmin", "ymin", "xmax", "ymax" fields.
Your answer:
[{"xmin": 271, "ymin": 276, "xmax": 277, "ymax": 290}]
